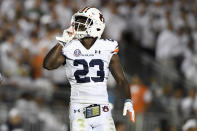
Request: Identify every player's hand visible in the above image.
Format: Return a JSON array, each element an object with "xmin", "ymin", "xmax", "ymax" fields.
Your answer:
[
  {"xmin": 56, "ymin": 26, "xmax": 75, "ymax": 47},
  {"xmin": 123, "ymin": 99, "xmax": 135, "ymax": 122}
]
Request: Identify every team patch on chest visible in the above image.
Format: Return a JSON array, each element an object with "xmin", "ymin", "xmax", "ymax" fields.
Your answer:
[
  {"xmin": 73, "ymin": 49, "xmax": 103, "ymax": 57},
  {"xmin": 74, "ymin": 49, "xmax": 82, "ymax": 57}
]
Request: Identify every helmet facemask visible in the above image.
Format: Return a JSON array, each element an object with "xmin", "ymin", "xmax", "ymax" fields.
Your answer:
[{"xmin": 73, "ymin": 16, "xmax": 93, "ymax": 39}]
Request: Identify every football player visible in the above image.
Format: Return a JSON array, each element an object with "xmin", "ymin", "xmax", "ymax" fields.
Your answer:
[{"xmin": 43, "ymin": 7, "xmax": 135, "ymax": 131}]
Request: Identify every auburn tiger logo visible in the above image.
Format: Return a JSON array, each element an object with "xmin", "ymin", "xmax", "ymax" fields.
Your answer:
[{"xmin": 99, "ymin": 13, "xmax": 105, "ymax": 22}]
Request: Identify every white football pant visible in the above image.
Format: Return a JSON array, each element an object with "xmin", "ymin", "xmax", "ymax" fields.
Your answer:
[{"xmin": 69, "ymin": 103, "xmax": 116, "ymax": 131}]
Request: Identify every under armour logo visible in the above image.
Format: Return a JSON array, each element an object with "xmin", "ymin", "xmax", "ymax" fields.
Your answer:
[
  {"xmin": 95, "ymin": 50, "xmax": 101, "ymax": 54},
  {"xmin": 74, "ymin": 109, "xmax": 81, "ymax": 113}
]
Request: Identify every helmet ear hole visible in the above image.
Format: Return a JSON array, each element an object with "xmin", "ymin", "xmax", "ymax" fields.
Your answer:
[{"xmin": 97, "ymin": 28, "xmax": 101, "ymax": 31}]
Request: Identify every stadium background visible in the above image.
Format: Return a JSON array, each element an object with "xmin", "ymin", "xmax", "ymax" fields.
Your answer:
[{"xmin": 0, "ymin": 0, "xmax": 197, "ymax": 131}]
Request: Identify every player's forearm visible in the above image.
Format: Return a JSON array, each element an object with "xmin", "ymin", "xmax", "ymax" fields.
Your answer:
[
  {"xmin": 117, "ymin": 79, "xmax": 131, "ymax": 99},
  {"xmin": 43, "ymin": 44, "xmax": 64, "ymax": 70},
  {"xmin": 124, "ymin": 82, "xmax": 131, "ymax": 99}
]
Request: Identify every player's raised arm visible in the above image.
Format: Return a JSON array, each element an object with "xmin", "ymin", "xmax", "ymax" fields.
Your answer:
[
  {"xmin": 43, "ymin": 26, "xmax": 75, "ymax": 70},
  {"xmin": 109, "ymin": 54, "xmax": 135, "ymax": 122}
]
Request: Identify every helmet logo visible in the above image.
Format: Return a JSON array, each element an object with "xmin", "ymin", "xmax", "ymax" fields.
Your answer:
[{"xmin": 99, "ymin": 13, "xmax": 104, "ymax": 22}]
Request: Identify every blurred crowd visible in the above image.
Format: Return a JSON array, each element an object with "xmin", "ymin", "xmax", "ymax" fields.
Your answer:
[{"xmin": 0, "ymin": 0, "xmax": 197, "ymax": 131}]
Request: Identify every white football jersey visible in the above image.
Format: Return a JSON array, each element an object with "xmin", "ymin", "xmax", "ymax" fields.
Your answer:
[{"xmin": 62, "ymin": 39, "xmax": 119, "ymax": 104}]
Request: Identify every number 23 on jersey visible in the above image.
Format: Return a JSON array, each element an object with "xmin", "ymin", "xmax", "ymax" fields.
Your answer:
[{"xmin": 73, "ymin": 59, "xmax": 105, "ymax": 83}]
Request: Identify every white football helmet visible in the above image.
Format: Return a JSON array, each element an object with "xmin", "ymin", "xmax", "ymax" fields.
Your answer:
[{"xmin": 71, "ymin": 7, "xmax": 105, "ymax": 39}]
